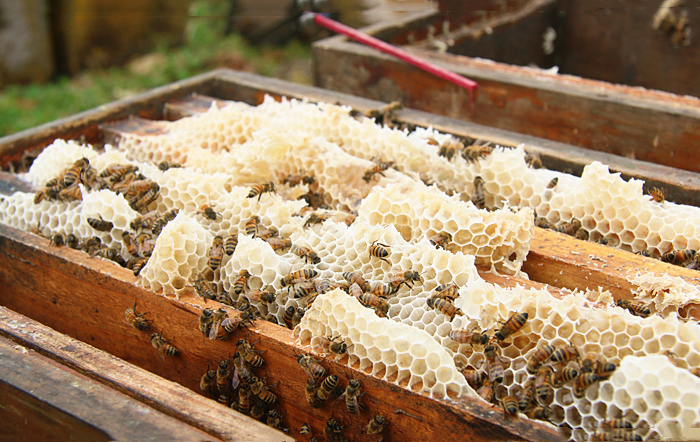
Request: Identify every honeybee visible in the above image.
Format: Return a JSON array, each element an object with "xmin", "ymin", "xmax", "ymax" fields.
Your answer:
[
  {"xmin": 50, "ymin": 233, "xmax": 65, "ymax": 247},
  {"xmin": 122, "ymin": 233, "xmax": 138, "ymax": 256},
  {"xmin": 281, "ymin": 269, "xmax": 319, "ymax": 287},
  {"xmin": 477, "ymin": 378, "xmax": 495, "ymax": 402},
  {"xmin": 221, "ymin": 311, "xmax": 256, "ymax": 332},
  {"xmin": 324, "ymin": 418, "xmax": 346, "ymax": 442},
  {"xmin": 438, "ymin": 140, "xmax": 462, "ymax": 161},
  {"xmin": 300, "ymin": 423, "xmax": 312, "ymax": 435},
  {"xmin": 34, "ymin": 190, "xmax": 47, "ymax": 204},
  {"xmin": 65, "ymin": 233, "xmax": 80, "ymax": 249},
  {"xmin": 554, "ymin": 219, "xmax": 582, "ymax": 236},
  {"xmin": 295, "ymin": 245, "xmax": 321, "ymax": 264},
  {"xmin": 305, "ymin": 380, "xmax": 322, "ymax": 408},
  {"xmin": 256, "ymin": 227, "xmax": 278, "ymax": 241},
  {"xmin": 471, "ymin": 176, "xmax": 486, "ymax": 209},
  {"xmin": 232, "ymin": 270, "xmax": 251, "ymax": 295},
  {"xmin": 250, "ymin": 376, "xmax": 278, "ymax": 405},
  {"xmin": 596, "ymin": 361, "xmax": 617, "ymax": 380},
  {"xmin": 484, "ymin": 345, "xmax": 506, "ymax": 383},
  {"xmin": 249, "ymin": 286, "xmax": 276, "ymax": 303},
  {"xmin": 248, "ymin": 181, "xmax": 276, "ymax": 201},
  {"xmin": 388, "ymin": 270, "xmax": 422, "ymax": 292},
  {"xmin": 546, "ymin": 177, "xmax": 558, "ymax": 189},
  {"xmin": 365, "ymin": 415, "xmax": 388, "ymax": 436},
  {"xmin": 526, "ymin": 406, "xmax": 553, "ymax": 422},
  {"xmin": 427, "ymin": 297, "xmax": 463, "ymax": 321},
  {"xmin": 57, "ymin": 184, "xmax": 82, "ymax": 201},
  {"xmin": 534, "ymin": 217, "xmax": 552, "ymax": 229},
  {"xmin": 231, "ymin": 352, "xmax": 254, "ymax": 390},
  {"xmin": 319, "ymin": 335, "xmax": 347, "ymax": 356},
  {"xmin": 266, "ymin": 408, "xmax": 285, "ymax": 430},
  {"xmin": 591, "ymin": 430, "xmax": 642, "ymax": 441},
  {"xmin": 208, "ymin": 308, "xmax": 228, "ymax": 341},
  {"xmin": 283, "ymin": 306, "xmax": 296, "ymax": 329},
  {"xmin": 550, "ymin": 345, "xmax": 580, "ymax": 365},
  {"xmin": 314, "ymin": 279, "xmax": 331, "ymax": 295},
  {"xmin": 151, "ymin": 209, "xmax": 179, "ymax": 235},
  {"xmin": 129, "ymin": 257, "xmax": 148, "ymax": 276},
  {"xmin": 349, "ymin": 282, "xmax": 364, "ymax": 299},
  {"xmin": 500, "ymin": 395, "xmax": 519, "ymax": 415},
  {"xmin": 517, "ymin": 378, "xmax": 536, "ymax": 412},
  {"xmin": 198, "ymin": 308, "xmax": 215, "ymax": 339},
  {"xmin": 616, "ymin": 299, "xmax": 651, "ymax": 318},
  {"xmin": 216, "ymin": 358, "xmax": 232, "ymax": 394},
  {"xmin": 198, "ymin": 204, "xmax": 222, "ymax": 222},
  {"xmin": 369, "ymin": 241, "xmax": 391, "ymax": 264},
  {"xmin": 245, "ymin": 215, "xmax": 260, "ymax": 237},
  {"xmin": 298, "ymin": 354, "xmax": 326, "ymax": 383},
  {"xmin": 100, "ymin": 164, "xmax": 137, "ymax": 180},
  {"xmin": 236, "ymin": 382, "xmax": 252, "ymax": 414},
  {"xmin": 600, "ymin": 418, "xmax": 633, "ymax": 429},
  {"xmin": 535, "ymin": 366, "xmax": 554, "ymax": 404},
  {"xmin": 304, "ymin": 212, "xmax": 331, "ymax": 228},
  {"xmin": 192, "ymin": 277, "xmax": 217, "ymax": 300},
  {"xmin": 236, "ymin": 338, "xmax": 265, "ymax": 368},
  {"xmin": 449, "ymin": 328, "xmax": 488, "ymax": 346},
  {"xmin": 495, "ymin": 312, "xmax": 528, "ymax": 341},
  {"xmin": 266, "ymin": 236, "xmax": 291, "ymax": 251},
  {"xmin": 462, "ymin": 143, "xmax": 493, "ymax": 163},
  {"xmin": 343, "ymin": 271, "xmax": 371, "ymax": 292},
  {"xmin": 206, "ymin": 236, "xmax": 225, "ymax": 271},
  {"xmin": 524, "ymin": 151, "xmax": 542, "ymax": 168},
  {"xmin": 372, "ymin": 283, "xmax": 396, "ymax": 298},
  {"xmin": 662, "ymin": 248, "xmax": 697, "ymax": 264},
  {"xmin": 124, "ymin": 301, "xmax": 149, "ymax": 331},
  {"xmin": 460, "ymin": 368, "xmax": 486, "ymax": 389},
  {"xmin": 136, "ymin": 232, "xmax": 156, "ymax": 257},
  {"xmin": 649, "ymin": 187, "xmax": 665, "ymax": 203},
  {"xmin": 316, "ymin": 374, "xmax": 338, "ymax": 401},
  {"xmin": 200, "ymin": 367, "xmax": 216, "ymax": 393},
  {"xmin": 573, "ymin": 373, "xmax": 599, "ymax": 398},
  {"xmin": 580, "ymin": 352, "xmax": 600, "ymax": 373},
  {"xmin": 282, "ymin": 173, "xmax": 315, "ymax": 187},
  {"xmin": 358, "ymin": 292, "xmax": 390, "ymax": 317},
  {"xmin": 575, "ymin": 228, "xmax": 590, "ymax": 241},
  {"xmin": 93, "ymin": 246, "xmax": 125, "ymax": 265},
  {"xmin": 293, "ymin": 281, "xmax": 317, "ymax": 299},
  {"xmin": 217, "ymin": 393, "xmax": 229, "ymax": 406},
  {"xmin": 552, "ymin": 366, "xmax": 580, "ymax": 388},
  {"xmin": 63, "ymin": 157, "xmax": 89, "ymax": 187},
  {"xmin": 428, "ymin": 232, "xmax": 452, "ymax": 249},
  {"xmin": 527, "ymin": 344, "xmax": 556, "ymax": 374},
  {"xmin": 362, "ymin": 160, "xmax": 391, "ymax": 182},
  {"xmin": 433, "ymin": 283, "xmax": 459, "ymax": 302},
  {"xmin": 157, "ymin": 161, "xmax": 182, "ymax": 171},
  {"xmin": 132, "ymin": 182, "xmax": 160, "ymax": 211},
  {"xmin": 150, "ymin": 332, "xmax": 178, "ymax": 356},
  {"xmin": 344, "ymin": 379, "xmax": 364, "ymax": 414},
  {"xmin": 690, "ymin": 367, "xmax": 700, "ymax": 378},
  {"xmin": 224, "ymin": 235, "xmax": 238, "ymax": 255}
]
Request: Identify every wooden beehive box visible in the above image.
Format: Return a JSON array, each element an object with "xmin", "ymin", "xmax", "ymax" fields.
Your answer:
[
  {"xmin": 1, "ymin": 69, "xmax": 699, "ymax": 441},
  {"xmin": 312, "ymin": 0, "xmax": 700, "ymax": 176}
]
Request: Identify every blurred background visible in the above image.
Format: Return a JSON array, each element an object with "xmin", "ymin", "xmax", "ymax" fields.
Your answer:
[{"xmin": 0, "ymin": 0, "xmax": 434, "ymax": 137}]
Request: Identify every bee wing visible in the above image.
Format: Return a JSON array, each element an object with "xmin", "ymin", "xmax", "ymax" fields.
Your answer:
[
  {"xmin": 209, "ymin": 320, "xmax": 221, "ymax": 340},
  {"xmin": 231, "ymin": 367, "xmax": 241, "ymax": 390}
]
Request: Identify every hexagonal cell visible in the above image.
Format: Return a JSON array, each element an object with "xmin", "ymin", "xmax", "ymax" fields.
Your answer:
[
  {"xmin": 591, "ymin": 400, "xmax": 608, "ymax": 420},
  {"xmin": 659, "ymin": 334, "xmax": 677, "ymax": 349},
  {"xmin": 613, "ymin": 389, "xmax": 632, "ymax": 409},
  {"xmin": 644, "ymin": 340, "xmax": 661, "ymax": 354}
]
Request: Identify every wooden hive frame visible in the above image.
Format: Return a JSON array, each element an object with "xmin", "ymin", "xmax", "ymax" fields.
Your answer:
[
  {"xmin": 312, "ymin": 2, "xmax": 700, "ymax": 179},
  {"xmin": 0, "ymin": 69, "xmax": 699, "ymax": 441}
]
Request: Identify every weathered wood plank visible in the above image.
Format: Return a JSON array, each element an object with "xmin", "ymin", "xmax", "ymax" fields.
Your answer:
[
  {"xmin": 525, "ymin": 228, "xmax": 700, "ymax": 318},
  {"xmin": 0, "ymin": 223, "xmax": 564, "ymax": 442},
  {"xmin": 312, "ymin": 17, "xmax": 700, "ymax": 174},
  {"xmin": 0, "ymin": 334, "xmax": 222, "ymax": 442},
  {"xmin": 163, "ymin": 88, "xmax": 700, "ymax": 208}
]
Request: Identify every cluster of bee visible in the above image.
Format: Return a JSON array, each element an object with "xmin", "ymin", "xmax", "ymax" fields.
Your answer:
[
  {"xmin": 124, "ymin": 301, "xmax": 179, "ymax": 357},
  {"xmin": 297, "ymin": 351, "xmax": 388, "ymax": 442},
  {"xmin": 362, "ymin": 157, "xmax": 395, "ymax": 183},
  {"xmin": 199, "ymin": 338, "xmax": 288, "ymax": 432},
  {"xmin": 424, "ymin": 137, "xmax": 494, "ymax": 165},
  {"xmin": 451, "ymin": 313, "xmax": 620, "ymax": 436},
  {"xmin": 535, "ymin": 217, "xmax": 591, "ymax": 242},
  {"xmin": 33, "ymin": 157, "xmax": 97, "ymax": 203},
  {"xmin": 661, "ymin": 247, "xmax": 699, "ymax": 270}
]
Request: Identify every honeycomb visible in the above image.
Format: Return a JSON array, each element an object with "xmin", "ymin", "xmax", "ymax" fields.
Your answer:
[
  {"xmin": 629, "ymin": 273, "xmax": 700, "ymax": 318},
  {"xmin": 296, "ymin": 288, "xmax": 472, "ymax": 400},
  {"xmin": 358, "ymin": 180, "xmax": 534, "ymax": 273},
  {"xmin": 139, "ymin": 211, "xmax": 212, "ymax": 296},
  {"xmin": 3, "ymin": 96, "xmax": 700, "ymax": 441}
]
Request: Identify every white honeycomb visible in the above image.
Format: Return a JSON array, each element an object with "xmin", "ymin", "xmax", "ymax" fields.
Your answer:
[
  {"xmin": 117, "ymin": 101, "xmax": 257, "ymax": 165},
  {"xmin": 358, "ymin": 180, "xmax": 534, "ymax": 274},
  {"xmin": 23, "ymin": 139, "xmax": 98, "ymax": 188},
  {"xmin": 629, "ymin": 273, "xmax": 700, "ymax": 318},
  {"xmin": 139, "ymin": 211, "xmax": 212, "ymax": 296},
  {"xmin": 78, "ymin": 188, "xmax": 140, "ymax": 251},
  {"xmin": 597, "ymin": 354, "xmax": 700, "ymax": 441},
  {"xmin": 0, "ymin": 191, "xmax": 81, "ymax": 238},
  {"xmin": 296, "ymin": 288, "xmax": 473, "ymax": 400}
]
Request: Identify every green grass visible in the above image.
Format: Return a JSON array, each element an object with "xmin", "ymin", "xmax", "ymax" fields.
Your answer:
[{"xmin": 0, "ymin": 0, "xmax": 312, "ymax": 137}]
